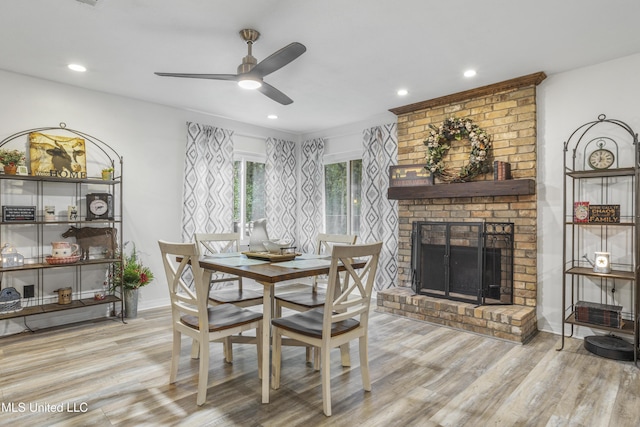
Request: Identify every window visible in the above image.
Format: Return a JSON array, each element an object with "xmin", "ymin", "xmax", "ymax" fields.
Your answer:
[
  {"xmin": 324, "ymin": 159, "xmax": 362, "ymax": 235},
  {"xmin": 233, "ymin": 159, "xmax": 266, "ymax": 238}
]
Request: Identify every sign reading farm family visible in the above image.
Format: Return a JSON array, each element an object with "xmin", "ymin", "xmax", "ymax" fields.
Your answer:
[{"xmin": 28, "ymin": 132, "xmax": 87, "ymax": 179}]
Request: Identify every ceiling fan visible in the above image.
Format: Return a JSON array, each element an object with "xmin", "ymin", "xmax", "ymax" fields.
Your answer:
[{"xmin": 155, "ymin": 29, "xmax": 306, "ymax": 105}]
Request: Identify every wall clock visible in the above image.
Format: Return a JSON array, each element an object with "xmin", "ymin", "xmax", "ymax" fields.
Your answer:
[
  {"xmin": 587, "ymin": 148, "xmax": 615, "ymax": 170},
  {"xmin": 86, "ymin": 193, "xmax": 113, "ymax": 220}
]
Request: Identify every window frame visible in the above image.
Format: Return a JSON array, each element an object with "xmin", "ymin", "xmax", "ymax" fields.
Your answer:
[
  {"xmin": 233, "ymin": 151, "xmax": 267, "ymax": 245},
  {"xmin": 323, "ymin": 150, "xmax": 362, "ymax": 236}
]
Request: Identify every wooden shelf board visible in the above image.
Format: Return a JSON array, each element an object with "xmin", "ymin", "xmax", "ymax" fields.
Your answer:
[
  {"xmin": 565, "ymin": 312, "xmax": 634, "ymax": 335},
  {"xmin": 565, "ymin": 221, "xmax": 634, "ymax": 226},
  {"xmin": 565, "ymin": 266, "xmax": 635, "ymax": 281},
  {"xmin": 387, "ymin": 179, "xmax": 535, "ymax": 200},
  {"xmin": 0, "ymin": 295, "xmax": 120, "ymax": 320},
  {"xmin": 0, "ymin": 258, "xmax": 119, "ymax": 273},
  {"xmin": 0, "ymin": 174, "xmax": 120, "ymax": 184},
  {"xmin": 566, "ymin": 167, "xmax": 635, "ymax": 179}
]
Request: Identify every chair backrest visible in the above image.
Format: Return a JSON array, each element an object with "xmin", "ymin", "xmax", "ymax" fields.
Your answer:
[
  {"xmin": 315, "ymin": 233, "xmax": 358, "ymax": 256},
  {"xmin": 194, "ymin": 232, "xmax": 243, "ymax": 289},
  {"xmin": 249, "ymin": 218, "xmax": 269, "ymax": 252},
  {"xmin": 158, "ymin": 240, "xmax": 209, "ymax": 334},
  {"xmin": 312, "ymin": 233, "xmax": 358, "ymax": 291},
  {"xmin": 322, "ymin": 241, "xmax": 382, "ymax": 335},
  {"xmin": 195, "ymin": 232, "xmax": 241, "ymax": 256}
]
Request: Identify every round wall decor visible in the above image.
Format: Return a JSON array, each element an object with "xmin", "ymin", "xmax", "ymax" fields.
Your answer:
[{"xmin": 423, "ymin": 117, "xmax": 492, "ymax": 183}]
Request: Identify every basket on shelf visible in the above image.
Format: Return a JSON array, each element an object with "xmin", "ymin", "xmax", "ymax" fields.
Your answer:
[{"xmin": 0, "ymin": 287, "xmax": 22, "ymax": 313}]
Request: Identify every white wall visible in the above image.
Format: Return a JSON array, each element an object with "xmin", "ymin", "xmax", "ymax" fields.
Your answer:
[
  {"xmin": 537, "ymin": 52, "xmax": 640, "ymax": 336},
  {"xmin": 0, "ymin": 70, "xmax": 296, "ymax": 334},
  {"xmin": 302, "ymin": 112, "xmax": 395, "ymax": 164}
]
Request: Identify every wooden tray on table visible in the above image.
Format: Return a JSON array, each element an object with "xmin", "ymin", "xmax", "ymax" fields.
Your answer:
[{"xmin": 241, "ymin": 251, "xmax": 301, "ymax": 262}]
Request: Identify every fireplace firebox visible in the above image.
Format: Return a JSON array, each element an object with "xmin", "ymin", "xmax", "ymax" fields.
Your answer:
[{"xmin": 411, "ymin": 221, "xmax": 514, "ymax": 305}]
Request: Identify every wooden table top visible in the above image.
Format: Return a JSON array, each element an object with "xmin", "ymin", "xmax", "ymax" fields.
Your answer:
[{"xmin": 198, "ymin": 256, "xmax": 365, "ymax": 284}]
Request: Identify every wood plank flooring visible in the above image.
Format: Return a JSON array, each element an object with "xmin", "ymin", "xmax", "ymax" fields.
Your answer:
[{"xmin": 1, "ymin": 304, "xmax": 638, "ymax": 426}]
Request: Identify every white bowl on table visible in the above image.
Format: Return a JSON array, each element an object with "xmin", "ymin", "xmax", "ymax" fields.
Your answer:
[{"xmin": 262, "ymin": 240, "xmax": 293, "ymax": 254}]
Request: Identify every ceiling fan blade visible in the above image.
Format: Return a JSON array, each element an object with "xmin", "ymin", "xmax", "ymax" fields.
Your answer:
[
  {"xmin": 251, "ymin": 42, "xmax": 306, "ymax": 78},
  {"xmin": 154, "ymin": 72, "xmax": 238, "ymax": 81},
  {"xmin": 258, "ymin": 82, "xmax": 293, "ymax": 105}
]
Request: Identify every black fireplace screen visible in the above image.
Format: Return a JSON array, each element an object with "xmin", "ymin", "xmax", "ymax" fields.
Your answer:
[{"xmin": 411, "ymin": 221, "xmax": 514, "ymax": 305}]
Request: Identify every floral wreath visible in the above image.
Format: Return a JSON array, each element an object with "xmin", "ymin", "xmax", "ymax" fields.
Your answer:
[{"xmin": 423, "ymin": 117, "xmax": 492, "ymax": 183}]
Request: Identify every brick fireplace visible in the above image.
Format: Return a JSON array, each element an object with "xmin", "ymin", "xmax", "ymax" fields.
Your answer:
[{"xmin": 376, "ymin": 72, "xmax": 546, "ymax": 343}]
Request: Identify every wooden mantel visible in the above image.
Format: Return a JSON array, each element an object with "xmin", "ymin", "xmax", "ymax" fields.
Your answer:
[
  {"xmin": 387, "ymin": 179, "xmax": 535, "ymax": 200},
  {"xmin": 389, "ymin": 72, "xmax": 546, "ymax": 115}
]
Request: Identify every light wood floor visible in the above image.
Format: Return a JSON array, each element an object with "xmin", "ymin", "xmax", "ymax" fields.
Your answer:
[{"xmin": 1, "ymin": 303, "xmax": 639, "ymax": 426}]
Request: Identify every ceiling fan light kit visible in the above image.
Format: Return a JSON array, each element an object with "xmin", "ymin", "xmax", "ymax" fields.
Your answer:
[
  {"xmin": 155, "ymin": 28, "xmax": 306, "ymax": 105},
  {"xmin": 238, "ymin": 77, "xmax": 262, "ymax": 90}
]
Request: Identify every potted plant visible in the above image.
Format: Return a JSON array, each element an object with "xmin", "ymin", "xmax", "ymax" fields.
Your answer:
[
  {"xmin": 0, "ymin": 149, "xmax": 26, "ymax": 175},
  {"xmin": 111, "ymin": 242, "xmax": 154, "ymax": 318},
  {"xmin": 101, "ymin": 167, "xmax": 114, "ymax": 180}
]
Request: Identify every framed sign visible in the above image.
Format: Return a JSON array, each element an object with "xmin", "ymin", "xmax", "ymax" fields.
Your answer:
[
  {"xmin": 574, "ymin": 201, "xmax": 589, "ymax": 223},
  {"xmin": 588, "ymin": 204, "xmax": 620, "ymax": 223},
  {"xmin": 29, "ymin": 132, "xmax": 87, "ymax": 179},
  {"xmin": 2, "ymin": 205, "xmax": 36, "ymax": 222},
  {"xmin": 389, "ymin": 164, "xmax": 433, "ymax": 187}
]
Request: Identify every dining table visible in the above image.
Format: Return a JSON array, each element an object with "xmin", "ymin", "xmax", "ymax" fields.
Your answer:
[{"xmin": 197, "ymin": 252, "xmax": 365, "ymax": 404}]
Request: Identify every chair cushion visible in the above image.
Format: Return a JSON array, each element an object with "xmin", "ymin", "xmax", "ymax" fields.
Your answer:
[
  {"xmin": 271, "ymin": 308, "xmax": 359, "ymax": 338},
  {"xmin": 275, "ymin": 290, "xmax": 326, "ymax": 308},
  {"xmin": 181, "ymin": 303, "xmax": 262, "ymax": 332},
  {"xmin": 209, "ymin": 289, "xmax": 263, "ymax": 304}
]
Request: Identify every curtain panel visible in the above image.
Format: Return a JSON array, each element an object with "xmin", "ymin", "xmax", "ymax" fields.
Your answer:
[
  {"xmin": 360, "ymin": 123, "xmax": 399, "ymax": 291},
  {"xmin": 181, "ymin": 122, "xmax": 234, "ymax": 243},
  {"xmin": 298, "ymin": 138, "xmax": 325, "ymax": 253},
  {"xmin": 265, "ymin": 138, "xmax": 298, "ymax": 245}
]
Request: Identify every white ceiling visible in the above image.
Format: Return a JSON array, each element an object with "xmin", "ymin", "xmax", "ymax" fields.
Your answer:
[{"xmin": 2, "ymin": 0, "xmax": 640, "ymax": 135}]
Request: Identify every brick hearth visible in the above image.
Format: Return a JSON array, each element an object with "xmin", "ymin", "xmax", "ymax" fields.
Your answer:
[{"xmin": 377, "ymin": 287, "xmax": 537, "ymax": 344}]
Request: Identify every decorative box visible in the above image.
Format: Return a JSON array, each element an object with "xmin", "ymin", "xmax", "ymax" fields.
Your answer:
[
  {"xmin": 389, "ymin": 164, "xmax": 433, "ymax": 187},
  {"xmin": 573, "ymin": 201, "xmax": 589, "ymax": 223},
  {"xmin": 575, "ymin": 301, "xmax": 623, "ymax": 328},
  {"xmin": 1, "ymin": 243, "xmax": 24, "ymax": 268},
  {"xmin": 0, "ymin": 287, "xmax": 22, "ymax": 314}
]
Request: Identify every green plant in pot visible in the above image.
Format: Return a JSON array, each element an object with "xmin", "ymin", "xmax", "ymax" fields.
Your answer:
[
  {"xmin": 101, "ymin": 167, "xmax": 114, "ymax": 180},
  {"xmin": 0, "ymin": 148, "xmax": 26, "ymax": 174},
  {"xmin": 111, "ymin": 242, "xmax": 154, "ymax": 318}
]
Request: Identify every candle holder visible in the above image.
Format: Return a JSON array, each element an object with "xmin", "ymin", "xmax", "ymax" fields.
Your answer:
[{"xmin": 593, "ymin": 251, "xmax": 611, "ymax": 274}]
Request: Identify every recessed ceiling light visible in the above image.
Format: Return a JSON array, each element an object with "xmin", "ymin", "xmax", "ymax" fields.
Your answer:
[
  {"xmin": 267, "ymin": 114, "xmax": 278, "ymax": 119},
  {"xmin": 397, "ymin": 89, "xmax": 409, "ymax": 96},
  {"xmin": 68, "ymin": 64, "xmax": 87, "ymax": 72},
  {"xmin": 464, "ymin": 69, "xmax": 477, "ymax": 78}
]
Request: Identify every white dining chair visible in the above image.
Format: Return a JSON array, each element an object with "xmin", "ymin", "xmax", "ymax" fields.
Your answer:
[
  {"xmin": 158, "ymin": 240, "xmax": 263, "ymax": 406},
  {"xmin": 271, "ymin": 241, "xmax": 382, "ymax": 416},
  {"xmin": 274, "ymin": 233, "xmax": 357, "ymax": 368},
  {"xmin": 195, "ymin": 232, "xmax": 264, "ymax": 363}
]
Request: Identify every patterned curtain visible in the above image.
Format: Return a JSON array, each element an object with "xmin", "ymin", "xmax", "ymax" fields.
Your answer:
[
  {"xmin": 298, "ymin": 138, "xmax": 325, "ymax": 253},
  {"xmin": 360, "ymin": 123, "xmax": 398, "ymax": 291},
  {"xmin": 181, "ymin": 122, "xmax": 234, "ymax": 242},
  {"xmin": 265, "ymin": 138, "xmax": 298, "ymax": 244}
]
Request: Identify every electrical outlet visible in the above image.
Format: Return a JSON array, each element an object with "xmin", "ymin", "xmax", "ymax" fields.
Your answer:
[{"xmin": 23, "ymin": 285, "xmax": 35, "ymax": 298}]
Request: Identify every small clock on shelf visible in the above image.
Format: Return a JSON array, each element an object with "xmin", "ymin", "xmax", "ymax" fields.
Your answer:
[
  {"xmin": 86, "ymin": 193, "xmax": 113, "ymax": 220},
  {"xmin": 587, "ymin": 148, "xmax": 615, "ymax": 170}
]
